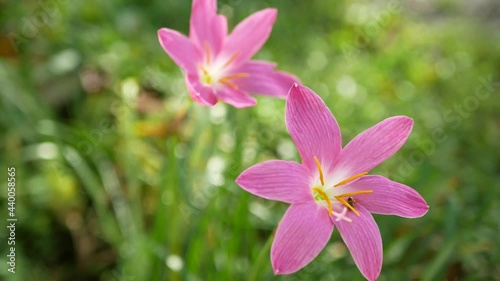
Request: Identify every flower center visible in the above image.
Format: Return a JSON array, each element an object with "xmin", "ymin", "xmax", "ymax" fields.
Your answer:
[
  {"xmin": 311, "ymin": 156, "xmax": 373, "ymax": 220},
  {"xmin": 198, "ymin": 42, "xmax": 249, "ymax": 89}
]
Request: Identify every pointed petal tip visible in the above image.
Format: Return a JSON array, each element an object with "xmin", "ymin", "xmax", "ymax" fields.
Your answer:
[
  {"xmin": 392, "ymin": 115, "xmax": 414, "ymax": 127},
  {"xmin": 345, "ymin": 176, "xmax": 429, "ymax": 218},
  {"xmin": 405, "ymin": 191, "xmax": 429, "ymax": 218},
  {"xmin": 271, "ymin": 258, "xmax": 293, "ymax": 275},
  {"xmin": 285, "ymin": 83, "xmax": 342, "ymax": 173},
  {"xmin": 157, "ymin": 28, "xmax": 170, "ymax": 40},
  {"xmin": 415, "ymin": 204, "xmax": 430, "ymax": 218},
  {"xmin": 271, "ymin": 261, "xmax": 297, "ymax": 275},
  {"xmin": 234, "ymin": 173, "xmax": 244, "ymax": 185},
  {"xmin": 260, "ymin": 7, "xmax": 278, "ymax": 21},
  {"xmin": 424, "ymin": 204, "xmax": 430, "ymax": 213},
  {"xmin": 336, "ymin": 115, "xmax": 415, "ymax": 175},
  {"xmin": 335, "ymin": 206, "xmax": 382, "ymax": 281},
  {"xmin": 288, "ymin": 82, "xmax": 306, "ymax": 97}
]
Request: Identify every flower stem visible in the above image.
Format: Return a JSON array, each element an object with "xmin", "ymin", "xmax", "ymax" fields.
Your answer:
[{"xmin": 249, "ymin": 230, "xmax": 275, "ymax": 281}]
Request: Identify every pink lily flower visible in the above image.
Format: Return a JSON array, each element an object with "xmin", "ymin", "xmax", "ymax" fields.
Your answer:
[
  {"xmin": 157, "ymin": 0, "xmax": 297, "ymax": 108},
  {"xmin": 236, "ymin": 84, "xmax": 429, "ymax": 280}
]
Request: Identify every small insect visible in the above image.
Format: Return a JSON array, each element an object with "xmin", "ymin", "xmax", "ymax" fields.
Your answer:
[{"xmin": 347, "ymin": 197, "xmax": 356, "ymax": 208}]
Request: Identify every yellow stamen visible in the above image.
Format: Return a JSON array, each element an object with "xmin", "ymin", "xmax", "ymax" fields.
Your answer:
[
  {"xmin": 199, "ymin": 64, "xmax": 209, "ymax": 75},
  {"xmin": 222, "ymin": 52, "xmax": 240, "ymax": 69},
  {"xmin": 204, "ymin": 42, "xmax": 211, "ymax": 65},
  {"xmin": 219, "ymin": 78, "xmax": 239, "ymax": 89},
  {"xmin": 334, "ymin": 172, "xmax": 368, "ymax": 187},
  {"xmin": 335, "ymin": 190, "xmax": 373, "ymax": 198},
  {"xmin": 334, "ymin": 190, "xmax": 373, "ymax": 217},
  {"xmin": 314, "ymin": 156, "xmax": 324, "ymax": 186},
  {"xmin": 222, "ymin": 73, "xmax": 249, "ymax": 80},
  {"xmin": 335, "ymin": 196, "xmax": 360, "ymax": 216},
  {"xmin": 312, "ymin": 187, "xmax": 332, "ymax": 216},
  {"xmin": 218, "ymin": 73, "xmax": 249, "ymax": 89}
]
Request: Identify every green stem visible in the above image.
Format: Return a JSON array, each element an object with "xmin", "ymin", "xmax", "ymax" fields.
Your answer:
[{"xmin": 248, "ymin": 230, "xmax": 275, "ymax": 281}]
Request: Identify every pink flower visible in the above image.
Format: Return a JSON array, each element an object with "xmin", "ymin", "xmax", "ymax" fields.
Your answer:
[
  {"xmin": 157, "ymin": 0, "xmax": 297, "ymax": 108},
  {"xmin": 236, "ymin": 84, "xmax": 429, "ymax": 280}
]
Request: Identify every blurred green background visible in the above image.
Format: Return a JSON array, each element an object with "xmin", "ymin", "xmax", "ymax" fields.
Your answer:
[{"xmin": 1, "ymin": 0, "xmax": 499, "ymax": 280}]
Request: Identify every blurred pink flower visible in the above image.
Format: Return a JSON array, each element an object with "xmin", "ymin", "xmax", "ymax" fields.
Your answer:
[
  {"xmin": 158, "ymin": 0, "xmax": 297, "ymax": 108},
  {"xmin": 236, "ymin": 84, "xmax": 428, "ymax": 280}
]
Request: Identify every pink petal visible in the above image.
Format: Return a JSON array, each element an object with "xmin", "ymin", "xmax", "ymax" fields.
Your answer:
[
  {"xmin": 335, "ymin": 205, "xmax": 382, "ymax": 281},
  {"xmin": 235, "ymin": 160, "xmax": 312, "ymax": 204},
  {"xmin": 158, "ymin": 28, "xmax": 200, "ymax": 74},
  {"xmin": 189, "ymin": 0, "xmax": 227, "ymax": 55},
  {"xmin": 341, "ymin": 175, "xmax": 429, "ymax": 218},
  {"xmin": 286, "ymin": 84, "xmax": 342, "ymax": 175},
  {"xmin": 236, "ymin": 61, "xmax": 298, "ymax": 98},
  {"xmin": 271, "ymin": 202, "xmax": 334, "ymax": 275},
  {"xmin": 214, "ymin": 87, "xmax": 256, "ymax": 108},
  {"xmin": 222, "ymin": 9, "xmax": 277, "ymax": 67},
  {"xmin": 334, "ymin": 116, "xmax": 413, "ymax": 176},
  {"xmin": 185, "ymin": 74, "xmax": 218, "ymax": 106}
]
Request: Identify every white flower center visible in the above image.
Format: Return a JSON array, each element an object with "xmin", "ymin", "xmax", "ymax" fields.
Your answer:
[
  {"xmin": 311, "ymin": 156, "xmax": 373, "ymax": 222},
  {"xmin": 198, "ymin": 42, "xmax": 248, "ymax": 89}
]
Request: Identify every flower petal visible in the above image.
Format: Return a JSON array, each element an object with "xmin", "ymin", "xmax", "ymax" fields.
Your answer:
[
  {"xmin": 236, "ymin": 61, "xmax": 298, "ymax": 98},
  {"xmin": 335, "ymin": 205, "xmax": 382, "ymax": 281},
  {"xmin": 341, "ymin": 175, "xmax": 429, "ymax": 218},
  {"xmin": 214, "ymin": 87, "xmax": 256, "ymax": 108},
  {"xmin": 286, "ymin": 84, "xmax": 342, "ymax": 175},
  {"xmin": 236, "ymin": 160, "xmax": 312, "ymax": 204},
  {"xmin": 271, "ymin": 202, "xmax": 334, "ymax": 274},
  {"xmin": 189, "ymin": 0, "xmax": 227, "ymax": 55},
  {"xmin": 185, "ymin": 74, "xmax": 218, "ymax": 106},
  {"xmin": 158, "ymin": 28, "xmax": 200, "ymax": 74},
  {"xmin": 222, "ymin": 9, "xmax": 277, "ymax": 67},
  {"xmin": 334, "ymin": 116, "xmax": 413, "ymax": 177}
]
